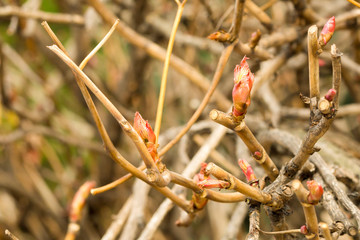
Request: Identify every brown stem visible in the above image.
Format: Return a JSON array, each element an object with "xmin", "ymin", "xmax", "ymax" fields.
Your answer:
[
  {"xmin": 210, "ymin": 109, "xmax": 279, "ymax": 181},
  {"xmin": 291, "ymin": 180, "xmax": 320, "ymax": 240},
  {"xmin": 246, "ymin": 205, "xmax": 260, "ymax": 240},
  {"xmin": 308, "ymin": 25, "xmax": 320, "ymax": 101},
  {"xmin": 205, "ymin": 163, "xmax": 272, "ymax": 203},
  {"xmin": 230, "ymin": 0, "xmax": 246, "ymax": 38},
  {"xmin": 0, "ymin": 5, "xmax": 84, "ymax": 25}
]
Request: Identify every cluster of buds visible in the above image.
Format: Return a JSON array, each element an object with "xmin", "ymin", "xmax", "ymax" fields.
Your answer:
[
  {"xmin": 232, "ymin": 56, "xmax": 255, "ymax": 118},
  {"xmin": 191, "ymin": 163, "xmax": 209, "ymax": 210},
  {"xmin": 306, "ymin": 180, "xmax": 324, "ymax": 204},
  {"xmin": 69, "ymin": 181, "xmax": 96, "ymax": 222},
  {"xmin": 319, "ymin": 16, "xmax": 335, "ymax": 47},
  {"xmin": 134, "ymin": 112, "xmax": 159, "ymax": 162}
]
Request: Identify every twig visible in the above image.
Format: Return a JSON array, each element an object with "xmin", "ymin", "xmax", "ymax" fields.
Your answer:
[
  {"xmin": 138, "ymin": 126, "xmax": 228, "ymax": 240},
  {"xmin": 308, "ymin": 25, "xmax": 320, "ymax": 102},
  {"xmin": 42, "ymin": 22, "xmax": 190, "ymax": 212},
  {"xmin": 47, "ymin": 45, "xmax": 168, "ymax": 186},
  {"xmin": 5, "ymin": 229, "xmax": 20, "ymax": 240},
  {"xmin": 291, "ymin": 180, "xmax": 320, "ymax": 240},
  {"xmin": 258, "ymin": 228, "xmax": 302, "ymax": 235},
  {"xmin": 258, "ymin": 129, "xmax": 360, "ymax": 233},
  {"xmin": 230, "ymin": 0, "xmax": 246, "ymax": 39},
  {"xmin": 245, "ymin": 0, "xmax": 272, "ymax": 30},
  {"xmin": 346, "ymin": 0, "xmax": 360, "ymax": 8},
  {"xmin": 319, "ymin": 222, "xmax": 332, "ymax": 240},
  {"xmin": 314, "ymin": 174, "xmax": 357, "ymax": 236},
  {"xmin": 210, "ymin": 109, "xmax": 278, "ymax": 181},
  {"xmin": 331, "ymin": 44, "xmax": 342, "ymax": 109},
  {"xmin": 154, "ymin": 0, "xmax": 187, "ymax": 143},
  {"xmin": 0, "ymin": 5, "xmax": 84, "ymax": 25},
  {"xmin": 205, "ymin": 162, "xmax": 272, "ymax": 203},
  {"xmin": 246, "ymin": 205, "xmax": 260, "ymax": 240},
  {"xmin": 101, "ymin": 196, "xmax": 133, "ymax": 240}
]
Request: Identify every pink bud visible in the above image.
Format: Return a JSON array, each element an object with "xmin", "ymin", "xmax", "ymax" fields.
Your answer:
[
  {"xmin": 238, "ymin": 159, "xmax": 257, "ymax": 182},
  {"xmin": 70, "ymin": 181, "xmax": 96, "ymax": 222},
  {"xmin": 307, "ymin": 180, "xmax": 324, "ymax": 203},
  {"xmin": 324, "ymin": 88, "xmax": 336, "ymax": 101},
  {"xmin": 320, "ymin": 16, "xmax": 335, "ymax": 46},
  {"xmin": 300, "ymin": 225, "xmax": 308, "ymax": 235},
  {"xmin": 232, "ymin": 56, "xmax": 255, "ymax": 117},
  {"xmin": 193, "ymin": 163, "xmax": 208, "ymax": 183},
  {"xmin": 197, "ymin": 179, "xmax": 230, "ymax": 189},
  {"xmin": 134, "ymin": 112, "xmax": 156, "ymax": 144},
  {"xmin": 253, "ymin": 151, "xmax": 262, "ymax": 160}
]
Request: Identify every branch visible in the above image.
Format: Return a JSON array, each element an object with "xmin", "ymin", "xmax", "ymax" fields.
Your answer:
[
  {"xmin": 210, "ymin": 109, "xmax": 278, "ymax": 181},
  {"xmin": 0, "ymin": 5, "xmax": 84, "ymax": 25}
]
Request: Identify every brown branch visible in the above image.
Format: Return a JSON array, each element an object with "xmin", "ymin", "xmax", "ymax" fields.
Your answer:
[
  {"xmin": 42, "ymin": 23, "xmax": 190, "ymax": 212},
  {"xmin": 245, "ymin": 0, "xmax": 272, "ymax": 30},
  {"xmin": 314, "ymin": 174, "xmax": 357, "ymax": 236},
  {"xmin": 246, "ymin": 205, "xmax": 260, "ymax": 240},
  {"xmin": 210, "ymin": 109, "xmax": 278, "ymax": 181},
  {"xmin": 205, "ymin": 162, "xmax": 272, "ymax": 203},
  {"xmin": 291, "ymin": 180, "xmax": 320, "ymax": 240},
  {"xmin": 308, "ymin": 25, "xmax": 320, "ymax": 101},
  {"xmin": 319, "ymin": 222, "xmax": 332, "ymax": 240},
  {"xmin": 230, "ymin": 0, "xmax": 246, "ymax": 39},
  {"xmin": 5, "ymin": 230, "xmax": 20, "ymax": 240},
  {"xmin": 0, "ymin": 5, "xmax": 84, "ymax": 25},
  {"xmin": 47, "ymin": 45, "xmax": 168, "ymax": 186}
]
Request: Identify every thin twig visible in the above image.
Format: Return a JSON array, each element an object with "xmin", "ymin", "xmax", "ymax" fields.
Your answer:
[
  {"xmin": 154, "ymin": 0, "xmax": 187, "ymax": 144},
  {"xmin": 308, "ymin": 25, "xmax": 320, "ymax": 101},
  {"xmin": 47, "ymin": 45, "xmax": 167, "ymax": 186},
  {"xmin": 5, "ymin": 229, "xmax": 20, "ymax": 240},
  {"xmin": 0, "ymin": 5, "xmax": 84, "ymax": 25}
]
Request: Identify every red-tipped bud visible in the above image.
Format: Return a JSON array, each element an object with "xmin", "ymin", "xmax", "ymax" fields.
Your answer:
[
  {"xmin": 193, "ymin": 163, "xmax": 208, "ymax": 183},
  {"xmin": 300, "ymin": 225, "xmax": 308, "ymax": 235},
  {"xmin": 324, "ymin": 88, "xmax": 336, "ymax": 101},
  {"xmin": 134, "ymin": 112, "xmax": 156, "ymax": 144},
  {"xmin": 307, "ymin": 180, "xmax": 324, "ymax": 203},
  {"xmin": 134, "ymin": 112, "xmax": 159, "ymax": 161},
  {"xmin": 197, "ymin": 179, "xmax": 230, "ymax": 189},
  {"xmin": 238, "ymin": 159, "xmax": 257, "ymax": 182},
  {"xmin": 232, "ymin": 56, "xmax": 255, "ymax": 117},
  {"xmin": 69, "ymin": 181, "xmax": 96, "ymax": 222},
  {"xmin": 253, "ymin": 151, "xmax": 262, "ymax": 160},
  {"xmin": 319, "ymin": 16, "xmax": 335, "ymax": 46},
  {"xmin": 207, "ymin": 30, "xmax": 232, "ymax": 42}
]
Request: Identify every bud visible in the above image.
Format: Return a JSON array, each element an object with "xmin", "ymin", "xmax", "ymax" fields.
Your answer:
[
  {"xmin": 300, "ymin": 225, "xmax": 308, "ymax": 235},
  {"xmin": 134, "ymin": 112, "xmax": 156, "ymax": 144},
  {"xmin": 134, "ymin": 112, "xmax": 158, "ymax": 161},
  {"xmin": 69, "ymin": 181, "xmax": 96, "ymax": 222},
  {"xmin": 249, "ymin": 29, "xmax": 261, "ymax": 49},
  {"xmin": 232, "ymin": 56, "xmax": 255, "ymax": 117},
  {"xmin": 207, "ymin": 30, "xmax": 232, "ymax": 42},
  {"xmin": 307, "ymin": 180, "xmax": 324, "ymax": 203},
  {"xmin": 197, "ymin": 178, "xmax": 230, "ymax": 189},
  {"xmin": 319, "ymin": 16, "xmax": 335, "ymax": 47},
  {"xmin": 324, "ymin": 88, "xmax": 336, "ymax": 101},
  {"xmin": 238, "ymin": 159, "xmax": 257, "ymax": 182},
  {"xmin": 192, "ymin": 163, "xmax": 209, "ymax": 210}
]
